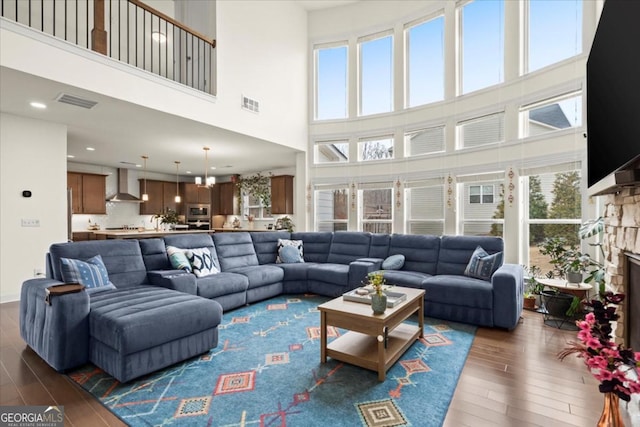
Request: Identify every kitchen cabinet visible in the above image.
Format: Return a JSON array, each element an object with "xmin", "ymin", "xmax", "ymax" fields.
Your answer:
[
  {"xmin": 217, "ymin": 182, "xmax": 237, "ymax": 215},
  {"xmin": 139, "ymin": 180, "xmax": 181, "ymax": 215},
  {"xmin": 72, "ymin": 232, "xmax": 96, "ymax": 242},
  {"xmin": 270, "ymin": 175, "xmax": 294, "ymax": 214},
  {"xmin": 67, "ymin": 172, "xmax": 107, "ymax": 214},
  {"xmin": 183, "ymin": 183, "xmax": 212, "ymax": 205}
]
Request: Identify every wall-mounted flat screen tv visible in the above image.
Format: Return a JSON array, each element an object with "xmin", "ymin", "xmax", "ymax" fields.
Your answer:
[{"xmin": 587, "ymin": 0, "xmax": 640, "ymax": 190}]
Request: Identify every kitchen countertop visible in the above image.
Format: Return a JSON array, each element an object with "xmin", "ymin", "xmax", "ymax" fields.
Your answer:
[
  {"xmin": 211, "ymin": 228, "xmax": 273, "ymax": 232},
  {"xmin": 91, "ymin": 229, "xmax": 214, "ymax": 239}
]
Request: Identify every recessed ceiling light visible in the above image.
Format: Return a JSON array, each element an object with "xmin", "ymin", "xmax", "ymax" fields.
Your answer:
[
  {"xmin": 210, "ymin": 166, "xmax": 217, "ymax": 170},
  {"xmin": 67, "ymin": 154, "xmax": 75, "ymax": 158},
  {"xmin": 30, "ymin": 102, "xmax": 47, "ymax": 109},
  {"xmin": 86, "ymin": 147, "xmax": 95, "ymax": 151},
  {"xmin": 135, "ymin": 164, "xmax": 142, "ymax": 168},
  {"xmin": 186, "ymin": 171, "xmax": 192, "ymax": 174}
]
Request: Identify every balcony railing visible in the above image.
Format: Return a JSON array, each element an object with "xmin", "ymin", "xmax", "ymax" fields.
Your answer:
[{"xmin": 1, "ymin": 0, "xmax": 216, "ymax": 95}]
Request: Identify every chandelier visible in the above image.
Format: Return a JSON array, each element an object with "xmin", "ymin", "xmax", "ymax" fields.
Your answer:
[{"xmin": 195, "ymin": 147, "xmax": 216, "ymax": 187}]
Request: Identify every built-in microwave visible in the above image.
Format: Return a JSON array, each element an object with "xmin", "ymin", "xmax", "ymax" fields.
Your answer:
[{"xmin": 186, "ymin": 204, "xmax": 210, "ymax": 221}]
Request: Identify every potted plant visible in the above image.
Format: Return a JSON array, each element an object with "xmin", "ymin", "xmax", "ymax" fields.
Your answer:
[
  {"xmin": 579, "ymin": 216, "xmax": 606, "ymax": 298},
  {"xmin": 523, "ymin": 265, "xmax": 545, "ymax": 310},
  {"xmin": 235, "ymin": 172, "xmax": 272, "ymax": 210},
  {"xmin": 365, "ymin": 272, "xmax": 387, "ymax": 314},
  {"xmin": 151, "ymin": 208, "xmax": 179, "ymax": 230},
  {"xmin": 538, "ymin": 237, "xmax": 592, "ymax": 284}
]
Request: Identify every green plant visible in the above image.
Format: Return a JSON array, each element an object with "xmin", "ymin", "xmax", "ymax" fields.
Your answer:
[
  {"xmin": 579, "ymin": 216, "xmax": 606, "ymax": 298},
  {"xmin": 365, "ymin": 272, "xmax": 386, "ymax": 296},
  {"xmin": 152, "ymin": 208, "xmax": 179, "ymax": 225},
  {"xmin": 538, "ymin": 237, "xmax": 593, "ymax": 277},
  {"xmin": 235, "ymin": 172, "xmax": 271, "ymax": 208},
  {"xmin": 277, "ymin": 216, "xmax": 295, "ymax": 232},
  {"xmin": 523, "ymin": 265, "xmax": 545, "ymax": 295},
  {"xmin": 566, "ymin": 295, "xmax": 582, "ymax": 318}
]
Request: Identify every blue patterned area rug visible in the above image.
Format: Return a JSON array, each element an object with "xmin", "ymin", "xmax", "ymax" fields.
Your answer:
[{"xmin": 69, "ymin": 294, "xmax": 476, "ymax": 427}]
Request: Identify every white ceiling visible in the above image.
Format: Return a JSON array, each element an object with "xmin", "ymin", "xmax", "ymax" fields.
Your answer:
[
  {"xmin": 0, "ymin": 66, "xmax": 300, "ymax": 177},
  {"xmin": 0, "ymin": 1, "xmax": 361, "ymax": 178}
]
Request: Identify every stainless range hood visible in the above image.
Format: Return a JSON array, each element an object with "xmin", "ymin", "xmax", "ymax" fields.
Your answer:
[{"xmin": 106, "ymin": 168, "xmax": 143, "ymax": 202}]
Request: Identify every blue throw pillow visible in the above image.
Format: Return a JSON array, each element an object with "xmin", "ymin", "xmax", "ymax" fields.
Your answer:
[
  {"xmin": 60, "ymin": 254, "xmax": 115, "ymax": 293},
  {"xmin": 166, "ymin": 246, "xmax": 192, "ymax": 272},
  {"xmin": 464, "ymin": 246, "xmax": 503, "ymax": 280},
  {"xmin": 279, "ymin": 245, "xmax": 304, "ymax": 263},
  {"xmin": 276, "ymin": 239, "xmax": 304, "ymax": 264},
  {"xmin": 382, "ymin": 254, "xmax": 405, "ymax": 270}
]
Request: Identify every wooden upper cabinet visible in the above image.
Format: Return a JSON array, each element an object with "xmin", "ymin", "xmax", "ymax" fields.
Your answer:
[
  {"xmin": 270, "ymin": 175, "xmax": 294, "ymax": 214},
  {"xmin": 67, "ymin": 172, "xmax": 106, "ymax": 214},
  {"xmin": 183, "ymin": 183, "xmax": 212, "ymax": 204},
  {"xmin": 139, "ymin": 180, "xmax": 179, "ymax": 215},
  {"xmin": 217, "ymin": 182, "xmax": 236, "ymax": 215}
]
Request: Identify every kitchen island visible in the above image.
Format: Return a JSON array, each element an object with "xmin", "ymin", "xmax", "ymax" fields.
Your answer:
[{"xmin": 91, "ymin": 229, "xmax": 215, "ymax": 240}]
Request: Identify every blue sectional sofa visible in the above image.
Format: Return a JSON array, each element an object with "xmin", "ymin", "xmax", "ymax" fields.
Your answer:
[{"xmin": 20, "ymin": 231, "xmax": 523, "ymax": 383}]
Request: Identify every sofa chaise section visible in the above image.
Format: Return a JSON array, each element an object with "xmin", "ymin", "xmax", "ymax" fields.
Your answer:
[{"xmin": 20, "ymin": 239, "xmax": 223, "ymax": 383}]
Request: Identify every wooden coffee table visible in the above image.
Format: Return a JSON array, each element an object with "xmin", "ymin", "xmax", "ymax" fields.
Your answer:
[{"xmin": 318, "ymin": 286, "xmax": 425, "ymax": 381}]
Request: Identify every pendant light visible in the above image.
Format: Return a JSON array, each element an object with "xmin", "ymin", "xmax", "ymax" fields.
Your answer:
[
  {"xmin": 174, "ymin": 161, "xmax": 181, "ymax": 203},
  {"xmin": 195, "ymin": 147, "xmax": 216, "ymax": 187},
  {"xmin": 141, "ymin": 155, "xmax": 149, "ymax": 201}
]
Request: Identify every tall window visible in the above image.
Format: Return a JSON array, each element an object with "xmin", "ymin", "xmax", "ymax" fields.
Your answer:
[
  {"xmin": 405, "ymin": 126, "xmax": 445, "ymax": 157},
  {"xmin": 316, "ymin": 188, "xmax": 349, "ymax": 231},
  {"xmin": 406, "ymin": 185, "xmax": 444, "ymax": 235},
  {"xmin": 315, "ymin": 43, "xmax": 348, "ymax": 120},
  {"xmin": 523, "ymin": 169, "xmax": 582, "ymax": 272},
  {"xmin": 314, "ymin": 140, "xmax": 349, "ymax": 164},
  {"xmin": 520, "ymin": 92, "xmax": 583, "ymax": 138},
  {"xmin": 459, "ymin": 177, "xmax": 504, "ymax": 237},
  {"xmin": 359, "ymin": 135, "xmax": 394, "ymax": 161},
  {"xmin": 527, "ymin": 0, "xmax": 582, "ymax": 73},
  {"xmin": 405, "ymin": 15, "xmax": 445, "ymax": 107},
  {"xmin": 458, "ymin": 113, "xmax": 504, "ymax": 149},
  {"xmin": 360, "ymin": 188, "xmax": 393, "ymax": 233},
  {"xmin": 359, "ymin": 32, "xmax": 393, "ymax": 116},
  {"xmin": 459, "ymin": 0, "xmax": 504, "ymax": 94}
]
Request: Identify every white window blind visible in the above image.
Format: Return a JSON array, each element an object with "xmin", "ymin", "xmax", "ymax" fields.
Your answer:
[
  {"xmin": 459, "ymin": 113, "xmax": 504, "ymax": 148},
  {"xmin": 405, "ymin": 126, "xmax": 444, "ymax": 156}
]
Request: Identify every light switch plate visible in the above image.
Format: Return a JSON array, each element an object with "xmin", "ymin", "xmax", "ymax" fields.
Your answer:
[{"xmin": 21, "ymin": 219, "xmax": 40, "ymax": 227}]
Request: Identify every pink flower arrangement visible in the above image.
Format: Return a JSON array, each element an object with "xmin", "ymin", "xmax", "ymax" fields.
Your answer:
[{"xmin": 559, "ymin": 292, "xmax": 640, "ymax": 401}]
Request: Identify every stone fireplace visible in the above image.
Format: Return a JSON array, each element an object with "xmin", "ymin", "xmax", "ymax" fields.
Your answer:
[{"xmin": 601, "ymin": 187, "xmax": 640, "ymax": 347}]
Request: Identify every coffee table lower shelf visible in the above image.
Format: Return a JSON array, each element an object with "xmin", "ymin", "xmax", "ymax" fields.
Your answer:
[{"xmin": 326, "ymin": 323, "xmax": 420, "ymax": 380}]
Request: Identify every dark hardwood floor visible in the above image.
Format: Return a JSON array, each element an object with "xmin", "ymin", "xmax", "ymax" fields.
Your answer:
[{"xmin": 0, "ymin": 301, "xmax": 633, "ymax": 426}]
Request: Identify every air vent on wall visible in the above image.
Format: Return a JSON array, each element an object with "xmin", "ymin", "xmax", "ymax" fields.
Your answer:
[
  {"xmin": 55, "ymin": 93, "xmax": 98, "ymax": 109},
  {"xmin": 241, "ymin": 95, "xmax": 259, "ymax": 113}
]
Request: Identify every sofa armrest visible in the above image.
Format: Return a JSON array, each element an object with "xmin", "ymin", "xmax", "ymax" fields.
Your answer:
[
  {"xmin": 147, "ymin": 270, "xmax": 197, "ymax": 295},
  {"xmin": 20, "ymin": 278, "xmax": 90, "ymax": 371},
  {"xmin": 348, "ymin": 261, "xmax": 380, "ymax": 289},
  {"xmin": 356, "ymin": 258, "xmax": 383, "ymax": 269},
  {"xmin": 491, "ymin": 263, "xmax": 524, "ymax": 330}
]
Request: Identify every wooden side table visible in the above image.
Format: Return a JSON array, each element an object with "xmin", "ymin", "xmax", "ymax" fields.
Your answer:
[
  {"xmin": 536, "ymin": 278, "xmax": 592, "ymax": 300},
  {"xmin": 536, "ymin": 278, "xmax": 593, "ymax": 330}
]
